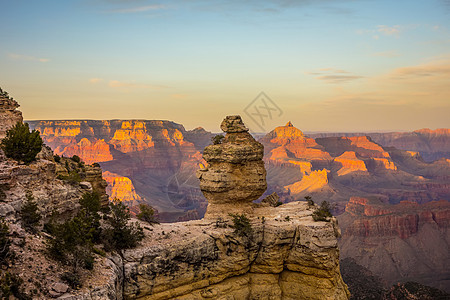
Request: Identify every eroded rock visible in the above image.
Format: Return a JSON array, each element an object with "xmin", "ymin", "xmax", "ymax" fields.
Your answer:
[{"xmin": 197, "ymin": 115, "xmax": 267, "ymax": 218}]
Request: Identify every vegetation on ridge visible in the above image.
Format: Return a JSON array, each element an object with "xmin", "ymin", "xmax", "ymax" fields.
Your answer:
[
  {"xmin": 229, "ymin": 213, "xmax": 253, "ymax": 237},
  {"xmin": 1, "ymin": 122, "xmax": 43, "ymax": 164}
]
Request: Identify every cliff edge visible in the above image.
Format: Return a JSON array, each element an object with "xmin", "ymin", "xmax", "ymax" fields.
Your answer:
[{"xmin": 119, "ymin": 116, "xmax": 349, "ymax": 299}]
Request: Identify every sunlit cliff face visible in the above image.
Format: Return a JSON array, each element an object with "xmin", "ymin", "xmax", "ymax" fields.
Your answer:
[{"xmin": 103, "ymin": 171, "xmax": 142, "ymax": 203}]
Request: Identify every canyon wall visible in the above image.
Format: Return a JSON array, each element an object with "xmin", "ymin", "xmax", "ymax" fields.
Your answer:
[
  {"xmin": 339, "ymin": 197, "xmax": 450, "ymax": 292},
  {"xmin": 27, "ymin": 120, "xmax": 212, "ymax": 222},
  {"xmin": 309, "ymin": 129, "xmax": 450, "ymax": 162}
]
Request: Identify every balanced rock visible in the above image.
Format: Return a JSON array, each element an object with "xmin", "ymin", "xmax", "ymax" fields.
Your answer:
[{"xmin": 197, "ymin": 115, "xmax": 266, "ymax": 217}]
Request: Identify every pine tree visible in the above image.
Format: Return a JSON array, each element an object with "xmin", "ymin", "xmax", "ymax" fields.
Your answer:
[
  {"xmin": 1, "ymin": 122, "xmax": 43, "ymax": 164},
  {"xmin": 20, "ymin": 192, "xmax": 41, "ymax": 233}
]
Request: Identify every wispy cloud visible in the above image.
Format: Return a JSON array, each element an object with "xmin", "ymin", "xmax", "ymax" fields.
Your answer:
[
  {"xmin": 89, "ymin": 78, "xmax": 103, "ymax": 84},
  {"xmin": 305, "ymin": 68, "xmax": 364, "ymax": 84},
  {"xmin": 388, "ymin": 61, "xmax": 450, "ymax": 79},
  {"xmin": 372, "ymin": 50, "xmax": 400, "ymax": 57},
  {"xmin": 377, "ymin": 25, "xmax": 401, "ymax": 37},
  {"xmin": 357, "ymin": 25, "xmax": 404, "ymax": 39},
  {"xmin": 8, "ymin": 53, "xmax": 50, "ymax": 63},
  {"xmin": 108, "ymin": 80, "xmax": 167, "ymax": 89},
  {"xmin": 105, "ymin": 4, "xmax": 165, "ymax": 13}
]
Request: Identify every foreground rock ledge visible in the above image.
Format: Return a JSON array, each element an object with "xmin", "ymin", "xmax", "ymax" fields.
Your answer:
[{"xmin": 101, "ymin": 201, "xmax": 347, "ymax": 300}]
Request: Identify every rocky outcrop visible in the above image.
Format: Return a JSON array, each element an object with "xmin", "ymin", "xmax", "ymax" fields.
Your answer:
[
  {"xmin": 197, "ymin": 115, "xmax": 267, "ymax": 218},
  {"xmin": 108, "ymin": 115, "xmax": 350, "ymax": 299},
  {"xmin": 339, "ymin": 197, "xmax": 450, "ymax": 291},
  {"xmin": 0, "ymin": 87, "xmax": 23, "ymax": 139},
  {"xmin": 122, "ymin": 202, "xmax": 349, "ymax": 300},
  {"xmin": 0, "ymin": 147, "xmax": 108, "ymax": 220}
]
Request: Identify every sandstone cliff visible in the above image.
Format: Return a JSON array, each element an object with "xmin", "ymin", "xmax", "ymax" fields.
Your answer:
[
  {"xmin": 27, "ymin": 120, "xmax": 213, "ymax": 222},
  {"xmin": 121, "ymin": 201, "xmax": 349, "ymax": 300},
  {"xmin": 0, "ymin": 87, "xmax": 23, "ymax": 139},
  {"xmin": 339, "ymin": 197, "xmax": 450, "ymax": 292}
]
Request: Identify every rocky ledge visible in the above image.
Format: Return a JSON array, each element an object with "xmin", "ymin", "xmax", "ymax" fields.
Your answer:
[{"xmin": 119, "ymin": 201, "xmax": 349, "ymax": 299}]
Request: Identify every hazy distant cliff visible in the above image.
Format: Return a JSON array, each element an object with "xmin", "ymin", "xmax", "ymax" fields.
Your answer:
[{"xmin": 308, "ymin": 129, "xmax": 450, "ymax": 162}]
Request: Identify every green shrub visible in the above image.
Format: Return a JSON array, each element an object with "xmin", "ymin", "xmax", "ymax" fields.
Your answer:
[
  {"xmin": 137, "ymin": 204, "xmax": 158, "ymax": 224},
  {"xmin": 212, "ymin": 134, "xmax": 224, "ymax": 145},
  {"xmin": 1, "ymin": 122, "xmax": 43, "ymax": 164},
  {"xmin": 71, "ymin": 155, "xmax": 81, "ymax": 163},
  {"xmin": 47, "ymin": 211, "xmax": 95, "ymax": 270},
  {"xmin": 305, "ymin": 196, "xmax": 315, "ymax": 208},
  {"xmin": 312, "ymin": 201, "xmax": 332, "ymax": 222},
  {"xmin": 229, "ymin": 213, "xmax": 253, "ymax": 237},
  {"xmin": 0, "ymin": 272, "xmax": 30, "ymax": 299},
  {"xmin": 80, "ymin": 191, "xmax": 101, "ymax": 215},
  {"xmin": 53, "ymin": 154, "xmax": 61, "ymax": 163},
  {"xmin": 61, "ymin": 271, "xmax": 81, "ymax": 289},
  {"xmin": 20, "ymin": 192, "xmax": 41, "ymax": 233},
  {"xmin": 0, "ymin": 218, "xmax": 11, "ymax": 265},
  {"xmin": 102, "ymin": 201, "xmax": 144, "ymax": 252},
  {"xmin": 79, "ymin": 191, "xmax": 102, "ymax": 242},
  {"xmin": 65, "ymin": 170, "xmax": 82, "ymax": 184}
]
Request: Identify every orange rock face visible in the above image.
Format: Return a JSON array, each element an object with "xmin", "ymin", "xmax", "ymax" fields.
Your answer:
[
  {"xmin": 261, "ymin": 121, "xmax": 332, "ymax": 161},
  {"xmin": 103, "ymin": 171, "xmax": 142, "ymax": 203},
  {"xmin": 334, "ymin": 151, "xmax": 368, "ymax": 176},
  {"xmin": 285, "ymin": 169, "xmax": 329, "ymax": 195},
  {"xmin": 59, "ymin": 138, "xmax": 113, "ymax": 164}
]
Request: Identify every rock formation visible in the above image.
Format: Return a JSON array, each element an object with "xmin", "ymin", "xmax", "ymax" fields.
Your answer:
[
  {"xmin": 119, "ymin": 201, "xmax": 349, "ymax": 300},
  {"xmin": 27, "ymin": 120, "xmax": 213, "ymax": 222},
  {"xmin": 339, "ymin": 197, "xmax": 450, "ymax": 292},
  {"xmin": 197, "ymin": 115, "xmax": 267, "ymax": 218},
  {"xmin": 0, "ymin": 87, "xmax": 23, "ymax": 139},
  {"xmin": 110, "ymin": 116, "xmax": 349, "ymax": 299}
]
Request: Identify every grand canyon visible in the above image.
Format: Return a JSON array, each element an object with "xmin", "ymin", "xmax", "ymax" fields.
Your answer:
[{"xmin": 25, "ymin": 118, "xmax": 450, "ymax": 293}]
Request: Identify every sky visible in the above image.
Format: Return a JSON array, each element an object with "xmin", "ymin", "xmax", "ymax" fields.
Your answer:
[{"xmin": 0, "ymin": 0, "xmax": 449, "ymax": 133}]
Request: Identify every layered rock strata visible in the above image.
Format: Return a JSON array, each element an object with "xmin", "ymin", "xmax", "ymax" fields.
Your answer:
[
  {"xmin": 0, "ymin": 87, "xmax": 23, "ymax": 138},
  {"xmin": 197, "ymin": 115, "xmax": 267, "ymax": 218},
  {"xmin": 121, "ymin": 202, "xmax": 350, "ymax": 300},
  {"xmin": 339, "ymin": 197, "xmax": 450, "ymax": 291}
]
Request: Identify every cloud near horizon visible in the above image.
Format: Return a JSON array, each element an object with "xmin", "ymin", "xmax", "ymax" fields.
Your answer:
[
  {"xmin": 8, "ymin": 53, "xmax": 50, "ymax": 63},
  {"xmin": 89, "ymin": 78, "xmax": 103, "ymax": 84},
  {"xmin": 305, "ymin": 68, "xmax": 364, "ymax": 83},
  {"xmin": 387, "ymin": 59, "xmax": 450, "ymax": 79}
]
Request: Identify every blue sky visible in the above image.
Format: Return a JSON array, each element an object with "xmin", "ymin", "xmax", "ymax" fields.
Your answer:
[{"xmin": 1, "ymin": 0, "xmax": 449, "ymax": 132}]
